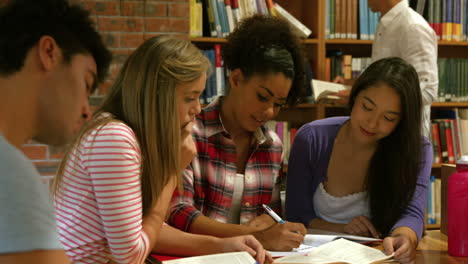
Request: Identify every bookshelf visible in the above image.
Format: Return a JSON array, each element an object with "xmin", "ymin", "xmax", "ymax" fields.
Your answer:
[{"xmin": 191, "ymin": 0, "xmax": 468, "ymax": 231}]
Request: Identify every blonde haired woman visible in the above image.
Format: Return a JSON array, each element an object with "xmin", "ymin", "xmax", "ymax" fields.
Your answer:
[{"xmin": 52, "ymin": 36, "xmax": 269, "ymax": 264}]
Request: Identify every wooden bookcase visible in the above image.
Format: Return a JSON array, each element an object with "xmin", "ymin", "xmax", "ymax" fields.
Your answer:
[{"xmin": 191, "ymin": 0, "xmax": 468, "ymax": 230}]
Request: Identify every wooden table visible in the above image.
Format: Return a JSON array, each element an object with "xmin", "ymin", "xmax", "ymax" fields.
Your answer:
[{"xmin": 415, "ymin": 230, "xmax": 468, "ymax": 264}]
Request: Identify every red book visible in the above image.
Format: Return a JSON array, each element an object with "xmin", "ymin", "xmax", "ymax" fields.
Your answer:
[
  {"xmin": 444, "ymin": 120, "xmax": 455, "ymax": 164},
  {"xmin": 431, "ymin": 123, "xmax": 442, "ymax": 164},
  {"xmin": 290, "ymin": 128, "xmax": 298, "ymax": 146}
]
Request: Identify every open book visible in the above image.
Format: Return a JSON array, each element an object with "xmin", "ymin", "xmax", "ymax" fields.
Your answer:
[
  {"xmin": 162, "ymin": 252, "xmax": 256, "ymax": 264},
  {"xmin": 311, "ymin": 79, "xmax": 351, "ymax": 102},
  {"xmin": 269, "ymin": 234, "xmax": 382, "ymax": 257},
  {"xmin": 274, "ymin": 238, "xmax": 394, "ymax": 264}
]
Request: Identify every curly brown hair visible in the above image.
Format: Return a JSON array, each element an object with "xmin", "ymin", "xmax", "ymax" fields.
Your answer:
[{"xmin": 222, "ymin": 15, "xmax": 306, "ymax": 106}]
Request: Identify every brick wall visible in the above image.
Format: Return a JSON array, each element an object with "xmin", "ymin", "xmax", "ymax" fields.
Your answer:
[{"xmin": 14, "ymin": 0, "xmax": 189, "ymax": 184}]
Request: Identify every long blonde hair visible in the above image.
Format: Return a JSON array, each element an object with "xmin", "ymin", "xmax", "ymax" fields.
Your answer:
[{"xmin": 52, "ymin": 36, "xmax": 210, "ymax": 215}]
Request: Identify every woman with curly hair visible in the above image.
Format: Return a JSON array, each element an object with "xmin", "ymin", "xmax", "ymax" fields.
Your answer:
[{"xmin": 168, "ymin": 15, "xmax": 308, "ymax": 251}]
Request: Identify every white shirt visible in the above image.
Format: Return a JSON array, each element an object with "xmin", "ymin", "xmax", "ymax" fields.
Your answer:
[
  {"xmin": 227, "ymin": 173, "xmax": 245, "ymax": 224},
  {"xmin": 313, "ymin": 183, "xmax": 370, "ymax": 224},
  {"xmin": 372, "ymin": 0, "xmax": 438, "ymax": 137}
]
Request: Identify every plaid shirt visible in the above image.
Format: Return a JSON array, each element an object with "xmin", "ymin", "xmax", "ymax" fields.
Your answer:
[{"xmin": 168, "ymin": 97, "xmax": 284, "ymax": 232}]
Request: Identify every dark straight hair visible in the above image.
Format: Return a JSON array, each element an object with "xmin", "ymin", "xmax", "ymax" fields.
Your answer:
[{"xmin": 349, "ymin": 57, "xmax": 423, "ymax": 236}]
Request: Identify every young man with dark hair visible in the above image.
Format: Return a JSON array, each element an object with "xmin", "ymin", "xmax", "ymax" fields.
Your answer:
[{"xmin": 0, "ymin": 0, "xmax": 112, "ymax": 263}]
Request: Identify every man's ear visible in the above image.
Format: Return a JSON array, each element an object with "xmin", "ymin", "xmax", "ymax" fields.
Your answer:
[
  {"xmin": 228, "ymin": 68, "xmax": 244, "ymax": 91},
  {"xmin": 37, "ymin": 36, "xmax": 61, "ymax": 71}
]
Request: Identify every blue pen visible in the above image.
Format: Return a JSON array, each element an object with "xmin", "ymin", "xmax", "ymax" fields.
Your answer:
[{"xmin": 262, "ymin": 204, "xmax": 285, "ymax": 223}]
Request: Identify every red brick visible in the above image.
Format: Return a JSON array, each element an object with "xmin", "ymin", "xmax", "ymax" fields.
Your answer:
[
  {"xmin": 121, "ymin": 2, "xmax": 166, "ymax": 17},
  {"xmin": 49, "ymin": 146, "xmax": 67, "ymax": 160},
  {"xmin": 120, "ymin": 1, "xmax": 144, "ymax": 16},
  {"xmin": 21, "ymin": 145, "xmax": 47, "ymax": 160},
  {"xmin": 120, "ymin": 33, "xmax": 144, "ymax": 48},
  {"xmin": 112, "ymin": 49, "xmax": 132, "ymax": 64},
  {"xmin": 34, "ymin": 161, "xmax": 60, "ymax": 176},
  {"xmin": 101, "ymin": 33, "xmax": 120, "ymax": 48},
  {"xmin": 143, "ymin": 33, "xmax": 161, "ymax": 41},
  {"xmin": 82, "ymin": 0, "xmax": 119, "ymax": 16},
  {"xmin": 145, "ymin": 2, "xmax": 167, "ymax": 17},
  {"xmin": 97, "ymin": 80, "xmax": 114, "ymax": 95},
  {"xmin": 145, "ymin": 18, "xmax": 189, "ymax": 33},
  {"xmin": 98, "ymin": 17, "xmax": 144, "ymax": 32},
  {"xmin": 168, "ymin": 3, "xmax": 189, "ymax": 17}
]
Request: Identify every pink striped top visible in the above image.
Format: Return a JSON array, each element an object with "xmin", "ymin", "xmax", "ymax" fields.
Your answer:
[{"xmin": 54, "ymin": 121, "xmax": 151, "ymax": 264}]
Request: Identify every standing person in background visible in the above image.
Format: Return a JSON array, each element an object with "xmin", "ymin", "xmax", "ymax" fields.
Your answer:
[
  {"xmin": 53, "ymin": 36, "xmax": 270, "ymax": 264},
  {"xmin": 0, "ymin": 0, "xmax": 112, "ymax": 263},
  {"xmin": 168, "ymin": 15, "xmax": 308, "ymax": 251},
  {"xmin": 334, "ymin": 0, "xmax": 438, "ymax": 137}
]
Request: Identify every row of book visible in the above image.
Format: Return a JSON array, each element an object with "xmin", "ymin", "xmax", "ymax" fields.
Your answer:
[
  {"xmin": 190, "ymin": 0, "xmax": 312, "ymax": 39},
  {"xmin": 437, "ymin": 58, "xmax": 468, "ymax": 102},
  {"xmin": 264, "ymin": 121, "xmax": 297, "ymax": 164},
  {"xmin": 410, "ymin": 0, "xmax": 468, "ymax": 41},
  {"xmin": 430, "ymin": 109, "xmax": 468, "ymax": 164},
  {"xmin": 427, "ymin": 175, "xmax": 441, "ymax": 224},
  {"xmin": 325, "ymin": 0, "xmax": 380, "ymax": 40},
  {"xmin": 201, "ymin": 45, "xmax": 226, "ymax": 105},
  {"xmin": 325, "ymin": 51, "xmax": 372, "ymax": 81}
]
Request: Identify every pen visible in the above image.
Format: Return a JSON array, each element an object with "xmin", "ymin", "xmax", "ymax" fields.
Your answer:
[{"xmin": 262, "ymin": 204, "xmax": 285, "ymax": 223}]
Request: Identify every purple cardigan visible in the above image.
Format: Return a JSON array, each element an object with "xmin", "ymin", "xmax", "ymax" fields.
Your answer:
[{"xmin": 285, "ymin": 117, "xmax": 433, "ymax": 240}]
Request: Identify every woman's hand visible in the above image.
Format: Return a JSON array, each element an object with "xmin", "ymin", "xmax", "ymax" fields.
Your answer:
[
  {"xmin": 180, "ymin": 121, "xmax": 196, "ymax": 170},
  {"xmin": 383, "ymin": 227, "xmax": 418, "ymax": 264},
  {"xmin": 343, "ymin": 216, "xmax": 380, "ymax": 238},
  {"xmin": 243, "ymin": 214, "xmax": 276, "ymax": 231},
  {"xmin": 219, "ymin": 235, "xmax": 273, "ymax": 264}
]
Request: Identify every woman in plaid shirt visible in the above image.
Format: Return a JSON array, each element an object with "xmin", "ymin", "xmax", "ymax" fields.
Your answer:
[{"xmin": 169, "ymin": 15, "xmax": 308, "ymax": 251}]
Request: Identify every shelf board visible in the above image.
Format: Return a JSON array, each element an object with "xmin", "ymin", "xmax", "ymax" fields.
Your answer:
[
  {"xmin": 431, "ymin": 102, "xmax": 468, "ymax": 107},
  {"xmin": 426, "ymin": 224, "xmax": 441, "ymax": 230},
  {"xmin": 323, "ymin": 39, "xmax": 468, "ymax": 46},
  {"xmin": 302, "ymin": 38, "xmax": 319, "ymax": 44},
  {"xmin": 190, "ymin": 37, "xmax": 319, "ymax": 45},
  {"xmin": 325, "ymin": 39, "xmax": 373, "ymax": 45},
  {"xmin": 438, "ymin": 40, "xmax": 468, "ymax": 46},
  {"xmin": 190, "ymin": 37, "xmax": 227, "ymax": 44}
]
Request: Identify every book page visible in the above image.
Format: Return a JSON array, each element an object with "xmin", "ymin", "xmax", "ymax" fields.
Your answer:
[
  {"xmin": 275, "ymin": 238, "xmax": 393, "ymax": 264},
  {"xmin": 162, "ymin": 252, "xmax": 256, "ymax": 264},
  {"xmin": 268, "ymin": 243, "xmax": 316, "ymax": 257},
  {"xmin": 304, "ymin": 234, "xmax": 382, "ymax": 247},
  {"xmin": 311, "ymin": 79, "xmax": 351, "ymax": 102},
  {"xmin": 269, "ymin": 234, "xmax": 381, "ymax": 258}
]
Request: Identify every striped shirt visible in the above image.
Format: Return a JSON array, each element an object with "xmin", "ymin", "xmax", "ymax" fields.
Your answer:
[
  {"xmin": 168, "ymin": 97, "xmax": 284, "ymax": 231},
  {"xmin": 54, "ymin": 120, "xmax": 150, "ymax": 264}
]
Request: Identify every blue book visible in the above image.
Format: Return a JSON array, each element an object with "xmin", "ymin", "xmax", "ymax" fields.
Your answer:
[
  {"xmin": 210, "ymin": 0, "xmax": 222, "ymax": 37},
  {"xmin": 216, "ymin": 0, "xmax": 229, "ymax": 36}
]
